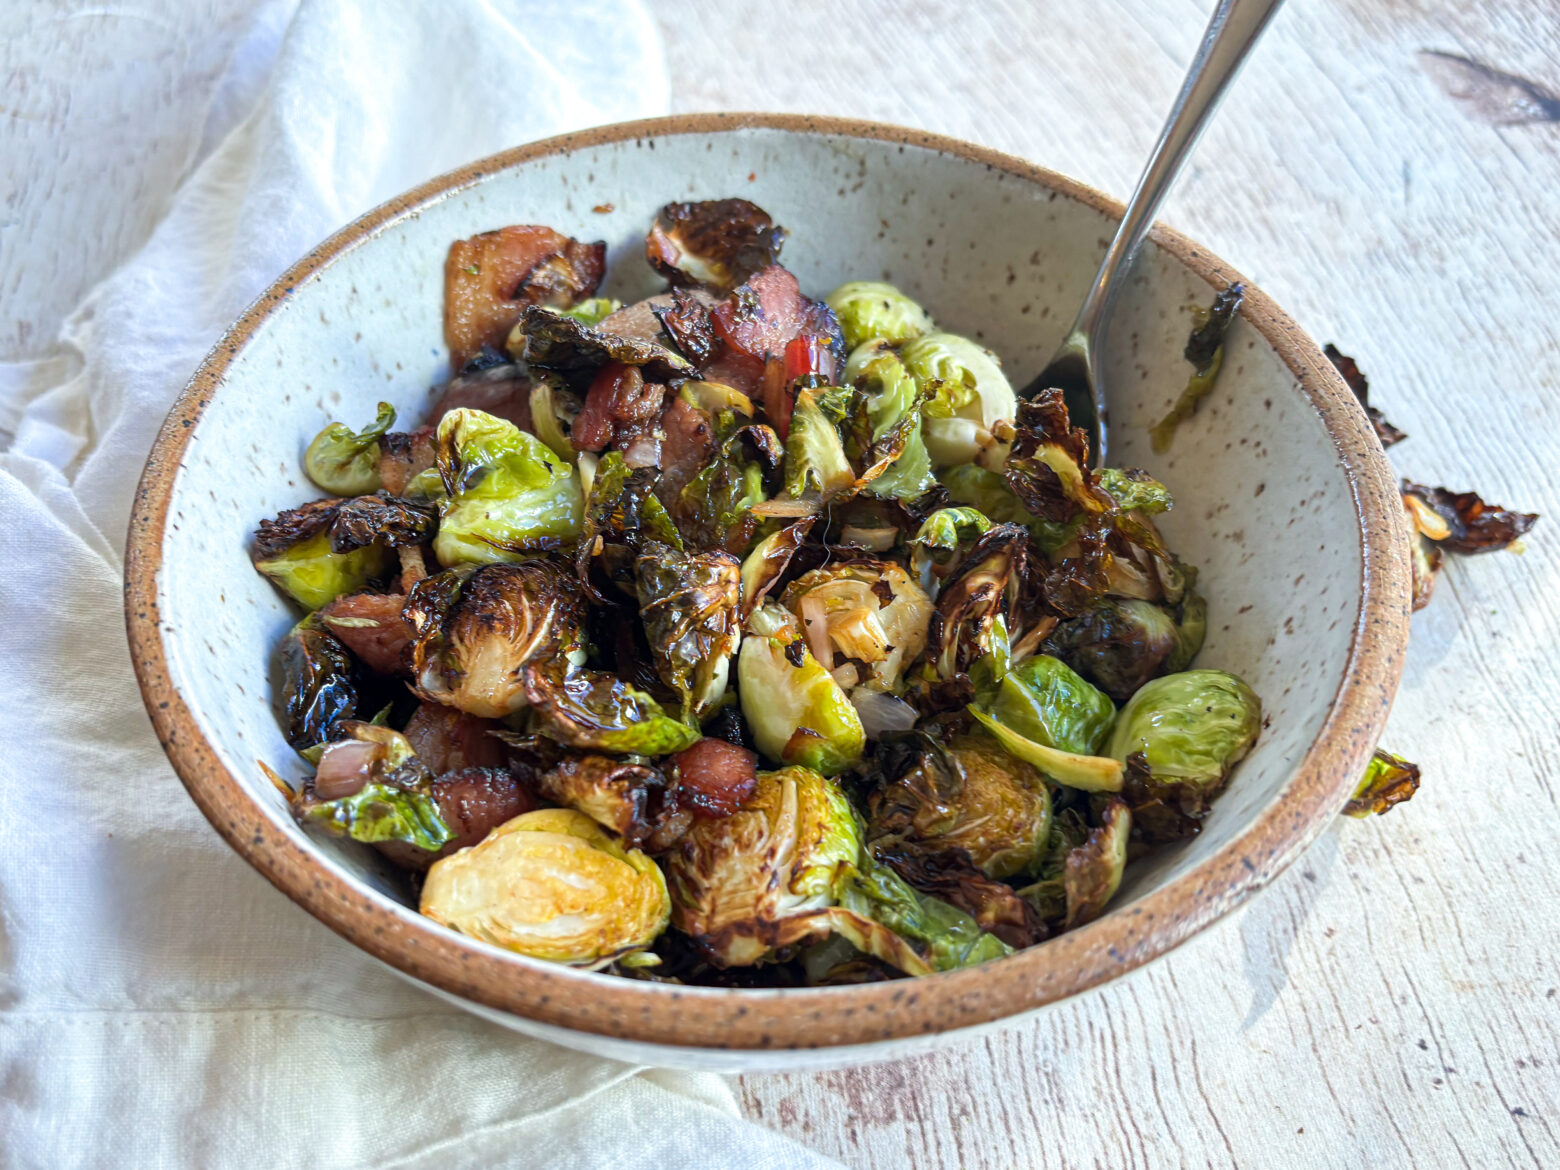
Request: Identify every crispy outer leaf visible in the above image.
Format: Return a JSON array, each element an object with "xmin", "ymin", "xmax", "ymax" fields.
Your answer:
[
  {"xmin": 1324, "ymin": 343, "xmax": 1406, "ymax": 447},
  {"xmin": 278, "ymin": 614, "xmax": 358, "ymax": 750},
  {"xmin": 1400, "ymin": 481, "xmax": 1539, "ymax": 555},
  {"xmin": 1344, "ymin": 749, "xmax": 1421, "ymax": 817}
]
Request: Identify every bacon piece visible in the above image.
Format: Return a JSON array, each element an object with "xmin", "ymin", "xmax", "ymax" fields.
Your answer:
[
  {"xmin": 444, "ymin": 226, "xmax": 605, "ymax": 369},
  {"xmin": 670, "ymin": 737, "xmax": 759, "ymax": 818},
  {"xmin": 656, "ymin": 395, "xmax": 717, "ymax": 504},
  {"xmin": 401, "ymin": 701, "xmax": 507, "ymax": 774},
  {"xmin": 433, "ymin": 370, "xmax": 533, "ymax": 433},
  {"xmin": 572, "ymin": 363, "xmax": 667, "ymax": 453},
  {"xmin": 376, "ymin": 427, "xmax": 435, "ymax": 496},
  {"xmin": 319, "ymin": 592, "xmax": 412, "ymax": 675}
]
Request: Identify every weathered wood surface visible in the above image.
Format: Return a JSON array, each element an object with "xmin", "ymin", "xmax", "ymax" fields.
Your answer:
[
  {"xmin": 5, "ymin": 0, "xmax": 1556, "ymax": 1165},
  {"xmin": 650, "ymin": 1, "xmax": 1560, "ymax": 1165}
]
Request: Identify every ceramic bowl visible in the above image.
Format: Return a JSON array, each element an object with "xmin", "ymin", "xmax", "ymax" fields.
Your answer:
[{"xmin": 125, "ymin": 114, "xmax": 1409, "ymax": 1072}]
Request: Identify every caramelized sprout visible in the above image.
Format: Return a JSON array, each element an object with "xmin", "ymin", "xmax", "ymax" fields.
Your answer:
[
  {"xmin": 303, "ymin": 402, "xmax": 395, "ymax": 495},
  {"xmin": 826, "ymin": 281, "xmax": 935, "ymax": 351}
]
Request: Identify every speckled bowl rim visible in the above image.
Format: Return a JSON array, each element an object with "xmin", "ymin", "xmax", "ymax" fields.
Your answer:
[{"xmin": 125, "ymin": 112, "xmax": 1410, "ymax": 1053}]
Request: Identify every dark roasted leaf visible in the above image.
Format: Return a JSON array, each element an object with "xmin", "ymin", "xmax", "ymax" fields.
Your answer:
[
  {"xmin": 654, "ymin": 287, "xmax": 720, "ymax": 365},
  {"xmin": 646, "ymin": 199, "xmax": 787, "ymax": 292},
  {"xmin": 1324, "ymin": 343, "xmax": 1406, "ymax": 447},
  {"xmin": 518, "ymin": 304, "xmax": 692, "ymax": 382},
  {"xmin": 278, "ymin": 615, "xmax": 358, "ymax": 750},
  {"xmin": 1400, "ymin": 481, "xmax": 1539, "ymax": 555},
  {"xmin": 635, "ymin": 540, "xmax": 742, "ymax": 718},
  {"xmin": 1150, "ymin": 282, "xmax": 1245, "ymax": 452},
  {"xmin": 327, "ymin": 492, "xmax": 437, "ymax": 553}
]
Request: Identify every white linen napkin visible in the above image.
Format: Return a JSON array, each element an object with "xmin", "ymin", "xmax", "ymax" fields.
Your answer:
[{"xmin": 0, "ymin": 2, "xmax": 841, "ymax": 1165}]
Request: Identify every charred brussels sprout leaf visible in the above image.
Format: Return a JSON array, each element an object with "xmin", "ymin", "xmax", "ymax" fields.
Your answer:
[
  {"xmin": 578, "ymin": 450, "xmax": 682, "ymax": 599},
  {"xmin": 784, "ymin": 386, "xmax": 856, "ymax": 499},
  {"xmin": 1344, "ymin": 749, "xmax": 1421, "ymax": 817},
  {"xmin": 909, "ymin": 506, "xmax": 992, "ymax": 596},
  {"xmin": 421, "ymin": 808, "xmax": 669, "ymax": 967},
  {"xmin": 867, "ymin": 732, "xmax": 1052, "ymax": 880},
  {"xmin": 665, "ymin": 766, "xmax": 860, "ymax": 967},
  {"xmin": 738, "ymin": 603, "xmax": 865, "ymax": 776},
  {"xmin": 292, "ymin": 723, "xmax": 453, "ymax": 854},
  {"xmin": 845, "ymin": 344, "xmax": 936, "ymax": 500},
  {"xmin": 301, "ymin": 781, "xmax": 453, "ymax": 852},
  {"xmin": 327, "ymin": 493, "xmax": 437, "ymax": 552},
  {"xmin": 1399, "ymin": 481, "xmax": 1538, "ymax": 555},
  {"xmin": 518, "ymin": 303, "xmax": 692, "ymax": 382},
  {"xmin": 925, "ymin": 523, "xmax": 1034, "ymax": 682},
  {"xmin": 407, "ymin": 561, "xmax": 585, "ymax": 718},
  {"xmin": 253, "ymin": 499, "xmax": 391, "ymax": 611},
  {"xmin": 304, "ymin": 401, "xmax": 396, "ymax": 495},
  {"xmin": 646, "ymin": 199, "xmax": 787, "ymax": 292},
  {"xmin": 1150, "ymin": 281, "xmax": 1245, "ymax": 452},
  {"xmin": 533, "ymin": 754, "xmax": 678, "ymax": 849},
  {"xmin": 1097, "ymin": 467, "xmax": 1173, "ymax": 515},
  {"xmin": 826, "ymin": 281, "xmax": 935, "ymax": 351},
  {"xmin": 527, "ymin": 375, "xmax": 582, "ymax": 461},
  {"xmin": 635, "ymin": 541, "xmax": 742, "ymax": 720},
  {"xmin": 1107, "ymin": 669, "xmax": 1261, "ymax": 809},
  {"xmin": 1324, "ymin": 344, "xmax": 1405, "ymax": 447},
  {"xmin": 1062, "ymin": 798, "xmax": 1131, "ymax": 928},
  {"xmin": 433, "ymin": 407, "xmax": 583, "ymax": 565},
  {"xmin": 830, "ymin": 851, "xmax": 1011, "ymax": 975},
  {"xmin": 738, "ymin": 516, "xmax": 815, "ymax": 618},
  {"xmin": 524, "ymin": 659, "xmax": 701, "ymax": 756},
  {"xmin": 278, "ymin": 614, "xmax": 358, "ymax": 750},
  {"xmin": 972, "ymin": 655, "xmax": 1116, "ymax": 756}
]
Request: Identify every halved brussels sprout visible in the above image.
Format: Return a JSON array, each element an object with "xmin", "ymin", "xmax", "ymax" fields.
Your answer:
[
  {"xmin": 421, "ymin": 807, "xmax": 669, "ymax": 967},
  {"xmin": 664, "ymin": 765, "xmax": 858, "ymax": 966},
  {"xmin": 780, "ymin": 560, "xmax": 931, "ymax": 693},
  {"xmin": 277, "ymin": 614, "xmax": 358, "ymax": 750},
  {"xmin": 646, "ymin": 199, "xmax": 786, "ymax": 291},
  {"xmin": 867, "ymin": 732, "xmax": 1052, "ymax": 879},
  {"xmin": 1106, "ymin": 668, "xmax": 1261, "ymax": 798},
  {"xmin": 406, "ymin": 561, "xmax": 584, "ymax": 718},
  {"xmin": 432, "ymin": 407, "xmax": 583, "ymax": 566},
  {"xmin": 899, "ymin": 332, "xmax": 1017, "ymax": 469},
  {"xmin": 292, "ymin": 723, "xmax": 454, "ymax": 855},
  {"xmin": 303, "ymin": 401, "xmax": 396, "ymax": 495},
  {"xmin": 738, "ymin": 603, "xmax": 865, "ymax": 775},
  {"xmin": 1063, "ymin": 797, "xmax": 1131, "ymax": 928},
  {"xmin": 1040, "ymin": 598, "xmax": 1179, "ymax": 705},
  {"xmin": 784, "ymin": 385, "xmax": 856, "ymax": 499},
  {"xmin": 523, "ymin": 659, "xmax": 701, "ymax": 756},
  {"xmin": 253, "ymin": 499, "xmax": 392, "ymax": 611},
  {"xmin": 826, "ymin": 281, "xmax": 935, "ymax": 351},
  {"xmin": 636, "ymin": 540, "xmax": 742, "ymax": 720}
]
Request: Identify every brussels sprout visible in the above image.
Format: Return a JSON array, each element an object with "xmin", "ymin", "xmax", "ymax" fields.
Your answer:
[
  {"xmin": 674, "ymin": 426, "xmax": 767, "ymax": 557},
  {"xmin": 1041, "ymin": 598, "xmax": 1188, "ymax": 704},
  {"xmin": 826, "ymin": 281, "xmax": 935, "ymax": 351},
  {"xmin": 1062, "ymin": 797, "xmax": 1131, "ymax": 928},
  {"xmin": 527, "ymin": 375, "xmax": 581, "ymax": 461},
  {"xmin": 925, "ymin": 523, "xmax": 1032, "ymax": 682},
  {"xmin": 784, "ymin": 386, "xmax": 856, "ymax": 499},
  {"xmin": 738, "ymin": 603, "xmax": 865, "ymax": 775},
  {"xmin": 293, "ymin": 723, "xmax": 454, "ymax": 855},
  {"xmin": 636, "ymin": 540, "xmax": 742, "ymax": 720},
  {"xmin": 253, "ymin": 502, "xmax": 392, "ymax": 611},
  {"xmin": 869, "ymin": 842, "xmax": 1046, "ymax": 948},
  {"xmin": 899, "ymin": 332, "xmax": 1017, "ymax": 469},
  {"xmin": 972, "ymin": 655, "xmax": 1116, "ymax": 755},
  {"xmin": 533, "ymin": 754, "xmax": 684, "ymax": 849},
  {"xmin": 867, "ymin": 732, "xmax": 1052, "ymax": 880},
  {"xmin": 550, "ymin": 297, "xmax": 622, "ymax": 327},
  {"xmin": 406, "ymin": 561, "xmax": 585, "ymax": 719},
  {"xmin": 303, "ymin": 402, "xmax": 396, "ymax": 495},
  {"xmin": 523, "ymin": 658, "xmax": 701, "ymax": 756},
  {"xmin": 909, "ymin": 506, "xmax": 993, "ymax": 595},
  {"xmin": 577, "ymin": 450, "xmax": 683, "ymax": 599},
  {"xmin": 940, "ymin": 462, "xmax": 1085, "ymax": 551},
  {"xmin": 1151, "ymin": 282, "xmax": 1245, "ymax": 453},
  {"xmin": 1107, "ymin": 669, "xmax": 1261, "ymax": 801},
  {"xmin": 326, "ymin": 492, "xmax": 437, "ymax": 552},
  {"xmin": 1003, "ymin": 390, "xmax": 1111, "ymax": 521},
  {"xmin": 780, "ymin": 560, "xmax": 931, "ymax": 694},
  {"xmin": 432, "ymin": 408, "xmax": 583, "ymax": 566},
  {"xmin": 1344, "ymin": 749, "xmax": 1420, "ymax": 817},
  {"xmin": 421, "ymin": 807, "xmax": 669, "ymax": 967},
  {"xmin": 845, "ymin": 344, "xmax": 936, "ymax": 500},
  {"xmin": 646, "ymin": 199, "xmax": 786, "ymax": 291},
  {"xmin": 1097, "ymin": 467, "xmax": 1173, "ymax": 515},
  {"xmin": 738, "ymin": 516, "xmax": 815, "ymax": 617},
  {"xmin": 277, "ymin": 614, "xmax": 358, "ymax": 751},
  {"xmin": 664, "ymin": 766, "xmax": 859, "ymax": 966},
  {"xmin": 830, "ymin": 851, "xmax": 1011, "ymax": 974}
]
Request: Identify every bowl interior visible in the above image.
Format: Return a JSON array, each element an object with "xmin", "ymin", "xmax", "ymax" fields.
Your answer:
[{"xmin": 145, "ymin": 120, "xmax": 1386, "ymax": 1047}]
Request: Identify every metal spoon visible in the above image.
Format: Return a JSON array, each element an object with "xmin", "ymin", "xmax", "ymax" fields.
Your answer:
[{"xmin": 1024, "ymin": 0, "xmax": 1285, "ymax": 466}]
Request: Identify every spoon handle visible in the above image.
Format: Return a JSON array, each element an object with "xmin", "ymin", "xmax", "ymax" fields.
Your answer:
[{"xmin": 1070, "ymin": 0, "xmax": 1284, "ymax": 363}]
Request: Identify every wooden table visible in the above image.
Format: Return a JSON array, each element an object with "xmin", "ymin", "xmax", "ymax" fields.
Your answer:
[
  {"xmin": 6, "ymin": 1, "xmax": 1555, "ymax": 1165},
  {"xmin": 650, "ymin": 1, "xmax": 1560, "ymax": 1165}
]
